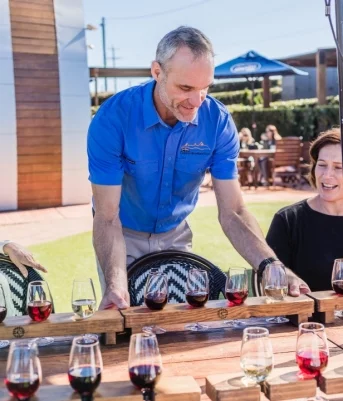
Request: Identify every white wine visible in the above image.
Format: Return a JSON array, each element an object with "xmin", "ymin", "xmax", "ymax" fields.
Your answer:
[
  {"xmin": 72, "ymin": 299, "xmax": 96, "ymax": 319},
  {"xmin": 241, "ymin": 361, "xmax": 273, "ymax": 383},
  {"xmin": 264, "ymin": 285, "xmax": 288, "ymax": 301}
]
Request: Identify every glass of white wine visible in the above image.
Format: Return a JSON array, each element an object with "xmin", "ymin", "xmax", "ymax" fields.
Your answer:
[
  {"xmin": 262, "ymin": 261, "xmax": 289, "ymax": 324},
  {"xmin": 72, "ymin": 279, "xmax": 97, "ymax": 320},
  {"xmin": 240, "ymin": 327, "xmax": 273, "ymax": 384}
]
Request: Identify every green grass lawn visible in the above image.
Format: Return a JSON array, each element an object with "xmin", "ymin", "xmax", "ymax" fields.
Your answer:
[{"xmin": 29, "ymin": 201, "xmax": 290, "ymax": 312}]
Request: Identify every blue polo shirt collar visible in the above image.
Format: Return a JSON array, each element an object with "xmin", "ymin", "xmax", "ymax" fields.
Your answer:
[{"xmin": 143, "ymin": 80, "xmax": 199, "ymax": 129}]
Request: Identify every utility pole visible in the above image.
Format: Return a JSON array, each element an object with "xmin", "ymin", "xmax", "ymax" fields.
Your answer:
[
  {"xmin": 110, "ymin": 46, "xmax": 120, "ymax": 94},
  {"xmin": 100, "ymin": 17, "xmax": 107, "ymax": 91},
  {"xmin": 335, "ymin": 0, "xmax": 343, "ymax": 159}
]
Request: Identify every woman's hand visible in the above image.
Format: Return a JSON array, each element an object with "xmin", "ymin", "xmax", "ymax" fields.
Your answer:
[{"xmin": 3, "ymin": 242, "xmax": 47, "ymax": 278}]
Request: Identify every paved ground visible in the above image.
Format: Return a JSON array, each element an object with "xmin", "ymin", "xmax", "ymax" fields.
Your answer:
[{"xmin": 0, "ymin": 185, "xmax": 315, "ymax": 246}]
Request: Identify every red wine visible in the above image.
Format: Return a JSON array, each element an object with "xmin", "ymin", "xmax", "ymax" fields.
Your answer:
[
  {"xmin": 144, "ymin": 292, "xmax": 167, "ymax": 310},
  {"xmin": 225, "ymin": 289, "xmax": 248, "ymax": 306},
  {"xmin": 68, "ymin": 366, "xmax": 101, "ymax": 395},
  {"xmin": 186, "ymin": 291, "xmax": 209, "ymax": 307},
  {"xmin": 5, "ymin": 376, "xmax": 40, "ymax": 399},
  {"xmin": 296, "ymin": 350, "xmax": 329, "ymax": 377},
  {"xmin": 332, "ymin": 280, "xmax": 343, "ymax": 295},
  {"xmin": 129, "ymin": 364, "xmax": 162, "ymax": 390},
  {"xmin": 0, "ymin": 306, "xmax": 7, "ymax": 323},
  {"xmin": 27, "ymin": 301, "xmax": 52, "ymax": 322}
]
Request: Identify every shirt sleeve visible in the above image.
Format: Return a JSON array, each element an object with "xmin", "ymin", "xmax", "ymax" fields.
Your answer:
[
  {"xmin": 266, "ymin": 213, "xmax": 292, "ymax": 269},
  {"xmin": 87, "ymin": 100, "xmax": 125, "ymax": 186},
  {"xmin": 209, "ymin": 111, "xmax": 240, "ymax": 180}
]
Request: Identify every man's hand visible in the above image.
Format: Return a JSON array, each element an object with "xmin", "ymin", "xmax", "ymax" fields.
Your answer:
[
  {"xmin": 99, "ymin": 284, "xmax": 130, "ymax": 310},
  {"xmin": 286, "ymin": 268, "xmax": 310, "ymax": 296},
  {"xmin": 3, "ymin": 242, "xmax": 47, "ymax": 278}
]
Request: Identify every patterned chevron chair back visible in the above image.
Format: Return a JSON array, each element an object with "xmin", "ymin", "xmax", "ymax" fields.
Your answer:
[
  {"xmin": 0, "ymin": 254, "xmax": 45, "ymax": 316},
  {"xmin": 127, "ymin": 250, "xmax": 226, "ymax": 306}
]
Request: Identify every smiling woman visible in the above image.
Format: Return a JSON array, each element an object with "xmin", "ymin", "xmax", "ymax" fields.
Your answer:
[{"xmin": 266, "ymin": 128, "xmax": 343, "ymax": 292}]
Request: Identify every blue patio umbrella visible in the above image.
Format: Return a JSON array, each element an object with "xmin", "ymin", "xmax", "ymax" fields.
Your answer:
[
  {"xmin": 214, "ymin": 50, "xmax": 308, "ymax": 129},
  {"xmin": 214, "ymin": 50, "xmax": 308, "ymax": 79}
]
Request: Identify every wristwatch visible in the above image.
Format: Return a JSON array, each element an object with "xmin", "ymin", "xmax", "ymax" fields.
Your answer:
[
  {"xmin": 0, "ymin": 240, "xmax": 11, "ymax": 256},
  {"xmin": 257, "ymin": 257, "xmax": 279, "ymax": 279}
]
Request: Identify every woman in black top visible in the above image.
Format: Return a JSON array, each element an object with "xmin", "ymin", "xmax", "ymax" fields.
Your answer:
[{"xmin": 266, "ymin": 128, "xmax": 343, "ymax": 291}]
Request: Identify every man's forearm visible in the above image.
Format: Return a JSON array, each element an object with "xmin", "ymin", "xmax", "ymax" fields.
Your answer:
[
  {"xmin": 93, "ymin": 215, "xmax": 127, "ymax": 288},
  {"xmin": 219, "ymin": 206, "xmax": 276, "ymax": 271}
]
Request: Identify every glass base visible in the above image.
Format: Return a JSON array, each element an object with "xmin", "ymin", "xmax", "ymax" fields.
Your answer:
[
  {"xmin": 142, "ymin": 325, "xmax": 166, "ymax": 335},
  {"xmin": 0, "ymin": 340, "xmax": 9, "ymax": 349},
  {"xmin": 266, "ymin": 316, "xmax": 289, "ymax": 324},
  {"xmin": 223, "ymin": 319, "xmax": 244, "ymax": 327},
  {"xmin": 33, "ymin": 337, "xmax": 54, "ymax": 346},
  {"xmin": 184, "ymin": 322, "xmax": 209, "ymax": 332}
]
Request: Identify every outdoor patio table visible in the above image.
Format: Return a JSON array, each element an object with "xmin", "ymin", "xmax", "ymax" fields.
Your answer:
[
  {"xmin": 240, "ymin": 149, "xmax": 276, "ymax": 188},
  {"xmin": 0, "ymin": 319, "xmax": 343, "ymax": 400}
]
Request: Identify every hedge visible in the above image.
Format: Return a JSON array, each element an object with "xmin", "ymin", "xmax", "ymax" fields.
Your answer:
[
  {"xmin": 231, "ymin": 105, "xmax": 339, "ymax": 141},
  {"xmin": 212, "ymin": 87, "xmax": 281, "ymax": 106}
]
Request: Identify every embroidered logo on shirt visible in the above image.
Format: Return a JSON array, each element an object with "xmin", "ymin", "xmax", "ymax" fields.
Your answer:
[{"xmin": 180, "ymin": 142, "xmax": 211, "ymax": 154}]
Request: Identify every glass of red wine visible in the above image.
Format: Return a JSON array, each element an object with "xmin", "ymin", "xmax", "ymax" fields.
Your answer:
[
  {"xmin": 142, "ymin": 272, "xmax": 168, "ymax": 335},
  {"xmin": 129, "ymin": 333, "xmax": 163, "ymax": 401},
  {"xmin": 296, "ymin": 323, "xmax": 329, "ymax": 401},
  {"xmin": 0, "ymin": 284, "xmax": 9, "ymax": 349},
  {"xmin": 224, "ymin": 268, "xmax": 248, "ymax": 327},
  {"xmin": 68, "ymin": 335, "xmax": 103, "ymax": 401},
  {"xmin": 262, "ymin": 261, "xmax": 289, "ymax": 324},
  {"xmin": 5, "ymin": 340, "xmax": 42, "ymax": 401},
  {"xmin": 185, "ymin": 269, "xmax": 210, "ymax": 331},
  {"xmin": 331, "ymin": 259, "xmax": 343, "ymax": 318},
  {"xmin": 27, "ymin": 280, "xmax": 54, "ymax": 346}
]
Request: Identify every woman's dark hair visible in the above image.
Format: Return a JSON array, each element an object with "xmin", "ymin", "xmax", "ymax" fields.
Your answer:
[{"xmin": 308, "ymin": 128, "xmax": 341, "ymax": 188}]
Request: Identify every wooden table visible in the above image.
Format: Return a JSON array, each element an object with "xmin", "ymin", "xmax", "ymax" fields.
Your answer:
[
  {"xmin": 239, "ymin": 149, "xmax": 276, "ymax": 188},
  {"xmin": 1, "ymin": 319, "xmax": 343, "ymax": 401}
]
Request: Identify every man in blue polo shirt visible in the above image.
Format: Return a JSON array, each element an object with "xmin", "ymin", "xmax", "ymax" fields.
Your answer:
[{"xmin": 88, "ymin": 26, "xmax": 310, "ymax": 309}]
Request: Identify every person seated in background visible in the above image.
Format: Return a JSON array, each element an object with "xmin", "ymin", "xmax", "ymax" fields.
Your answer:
[
  {"xmin": 266, "ymin": 128, "xmax": 343, "ymax": 292},
  {"xmin": 259, "ymin": 124, "xmax": 282, "ymax": 185},
  {"xmin": 239, "ymin": 127, "xmax": 256, "ymax": 149}
]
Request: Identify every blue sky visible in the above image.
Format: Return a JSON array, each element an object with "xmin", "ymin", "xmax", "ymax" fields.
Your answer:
[{"xmin": 83, "ymin": 0, "xmax": 336, "ymax": 92}]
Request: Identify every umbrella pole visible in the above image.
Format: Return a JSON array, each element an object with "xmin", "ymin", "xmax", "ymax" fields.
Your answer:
[
  {"xmin": 250, "ymin": 78, "xmax": 256, "ymax": 135},
  {"xmin": 335, "ymin": 0, "xmax": 343, "ymax": 159}
]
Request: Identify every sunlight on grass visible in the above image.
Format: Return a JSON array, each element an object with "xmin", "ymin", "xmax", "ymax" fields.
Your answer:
[{"xmin": 29, "ymin": 201, "xmax": 290, "ymax": 312}]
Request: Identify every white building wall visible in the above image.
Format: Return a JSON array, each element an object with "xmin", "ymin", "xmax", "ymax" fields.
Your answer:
[
  {"xmin": 0, "ymin": 0, "xmax": 17, "ymax": 211},
  {"xmin": 53, "ymin": 0, "xmax": 91, "ymax": 205}
]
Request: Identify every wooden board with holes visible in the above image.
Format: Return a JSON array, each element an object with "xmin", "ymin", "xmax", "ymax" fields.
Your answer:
[
  {"xmin": 0, "ymin": 310, "xmax": 123, "ymax": 345},
  {"xmin": 306, "ymin": 291, "xmax": 343, "ymax": 324},
  {"xmin": 121, "ymin": 295, "xmax": 314, "ymax": 332},
  {"xmin": 0, "ymin": 376, "xmax": 201, "ymax": 401}
]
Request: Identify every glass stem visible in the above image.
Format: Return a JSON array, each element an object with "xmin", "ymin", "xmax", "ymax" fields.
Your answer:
[
  {"xmin": 81, "ymin": 395, "xmax": 93, "ymax": 401},
  {"xmin": 142, "ymin": 389, "xmax": 155, "ymax": 401}
]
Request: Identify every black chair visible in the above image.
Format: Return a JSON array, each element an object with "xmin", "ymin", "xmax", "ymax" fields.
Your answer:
[
  {"xmin": 127, "ymin": 250, "xmax": 227, "ymax": 307},
  {"xmin": 251, "ymin": 269, "xmax": 264, "ymax": 297},
  {"xmin": 0, "ymin": 254, "xmax": 44, "ymax": 316}
]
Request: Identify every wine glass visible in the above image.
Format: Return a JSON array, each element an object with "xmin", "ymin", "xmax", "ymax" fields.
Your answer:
[
  {"xmin": 240, "ymin": 327, "xmax": 273, "ymax": 384},
  {"xmin": 331, "ymin": 259, "xmax": 343, "ymax": 317},
  {"xmin": 68, "ymin": 335, "xmax": 103, "ymax": 401},
  {"xmin": 262, "ymin": 261, "xmax": 289, "ymax": 324},
  {"xmin": 296, "ymin": 323, "xmax": 329, "ymax": 401},
  {"xmin": 223, "ymin": 268, "xmax": 248, "ymax": 327},
  {"xmin": 185, "ymin": 269, "xmax": 210, "ymax": 331},
  {"xmin": 142, "ymin": 272, "xmax": 168, "ymax": 335},
  {"xmin": 128, "ymin": 333, "xmax": 163, "ymax": 401},
  {"xmin": 72, "ymin": 279, "xmax": 97, "ymax": 320},
  {"xmin": 27, "ymin": 280, "xmax": 54, "ymax": 346},
  {"xmin": 0, "ymin": 284, "xmax": 9, "ymax": 349},
  {"xmin": 5, "ymin": 340, "xmax": 42, "ymax": 400}
]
